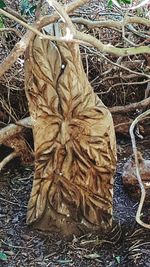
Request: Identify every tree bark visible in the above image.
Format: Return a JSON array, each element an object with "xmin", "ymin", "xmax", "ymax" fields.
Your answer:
[{"xmin": 25, "ymin": 24, "xmax": 116, "ymax": 236}]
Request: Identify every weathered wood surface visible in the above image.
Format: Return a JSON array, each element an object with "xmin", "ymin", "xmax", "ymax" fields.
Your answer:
[{"xmin": 25, "ymin": 27, "xmax": 116, "ymax": 236}]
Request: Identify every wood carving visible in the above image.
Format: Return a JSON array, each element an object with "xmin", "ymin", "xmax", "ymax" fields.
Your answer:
[{"xmin": 25, "ymin": 26, "xmax": 116, "ymax": 236}]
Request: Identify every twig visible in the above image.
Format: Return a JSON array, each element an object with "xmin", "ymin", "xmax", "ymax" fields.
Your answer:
[
  {"xmin": 122, "ymin": 11, "xmax": 138, "ymax": 47},
  {"xmin": 81, "ymin": 45, "xmax": 150, "ymax": 79},
  {"xmin": 145, "ymin": 82, "xmax": 150, "ymax": 98},
  {"xmin": 114, "ymin": 121, "xmax": 131, "ymax": 128},
  {"xmin": 80, "ymin": 239, "xmax": 113, "ymax": 245},
  {"xmin": 130, "ymin": 109, "xmax": 150, "ymax": 229},
  {"xmin": 99, "ymin": 79, "xmax": 150, "ymax": 95},
  {"xmin": 0, "ymin": 239, "xmax": 32, "ymax": 249},
  {"xmin": 0, "ymin": 27, "xmax": 22, "ymax": 37},
  {"xmin": 127, "ymin": 24, "xmax": 150, "ymax": 40},
  {"xmin": 99, "ymin": 73, "xmax": 141, "ymax": 84},
  {"xmin": 0, "ymin": 197, "xmax": 20, "ymax": 206}
]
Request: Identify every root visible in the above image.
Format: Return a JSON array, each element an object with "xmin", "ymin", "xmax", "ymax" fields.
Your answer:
[{"xmin": 0, "ymin": 151, "xmax": 18, "ymax": 171}]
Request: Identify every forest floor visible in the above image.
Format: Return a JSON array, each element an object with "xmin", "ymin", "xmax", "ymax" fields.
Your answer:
[{"xmin": 0, "ymin": 136, "xmax": 150, "ymax": 267}]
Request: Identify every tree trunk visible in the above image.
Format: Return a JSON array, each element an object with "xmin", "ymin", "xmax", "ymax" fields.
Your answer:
[{"xmin": 25, "ymin": 25, "xmax": 116, "ymax": 236}]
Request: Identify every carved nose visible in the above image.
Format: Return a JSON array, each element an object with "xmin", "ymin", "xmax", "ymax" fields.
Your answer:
[{"xmin": 60, "ymin": 120, "xmax": 70, "ymax": 145}]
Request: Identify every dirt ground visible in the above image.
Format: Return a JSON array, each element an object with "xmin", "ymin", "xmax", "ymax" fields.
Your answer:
[{"xmin": 0, "ymin": 136, "xmax": 150, "ymax": 267}]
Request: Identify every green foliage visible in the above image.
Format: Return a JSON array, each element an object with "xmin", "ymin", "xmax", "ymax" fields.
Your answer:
[
  {"xmin": 108, "ymin": 0, "xmax": 113, "ymax": 7},
  {"xmin": 0, "ymin": 0, "xmax": 6, "ymax": 28},
  {"xmin": 115, "ymin": 255, "xmax": 121, "ymax": 264},
  {"xmin": 0, "ymin": 0, "xmax": 6, "ymax": 9},
  {"xmin": 21, "ymin": 0, "xmax": 37, "ymax": 16},
  {"xmin": 0, "ymin": 15, "xmax": 4, "ymax": 28},
  {"xmin": 122, "ymin": 0, "xmax": 132, "ymax": 3},
  {"xmin": 0, "ymin": 252, "xmax": 7, "ymax": 261},
  {"xmin": 108, "ymin": 0, "xmax": 132, "ymax": 7}
]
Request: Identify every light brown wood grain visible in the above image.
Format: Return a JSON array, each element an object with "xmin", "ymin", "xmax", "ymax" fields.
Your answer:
[{"xmin": 25, "ymin": 25, "xmax": 116, "ymax": 236}]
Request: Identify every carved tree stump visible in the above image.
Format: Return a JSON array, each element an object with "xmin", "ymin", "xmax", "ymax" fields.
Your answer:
[{"xmin": 25, "ymin": 27, "xmax": 116, "ymax": 236}]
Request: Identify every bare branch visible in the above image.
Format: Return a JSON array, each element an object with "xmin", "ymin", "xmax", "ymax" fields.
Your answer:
[
  {"xmin": 46, "ymin": 0, "xmax": 75, "ymax": 35},
  {"xmin": 0, "ymin": 0, "xmax": 149, "ymax": 79},
  {"xmin": 44, "ymin": 1, "xmax": 150, "ymax": 56},
  {"xmin": 39, "ymin": 0, "xmax": 90, "ymax": 28},
  {"xmin": 130, "ymin": 109, "xmax": 150, "ymax": 229},
  {"xmin": 0, "ymin": 29, "xmax": 33, "ymax": 77},
  {"xmin": 5, "ymin": 6, "xmax": 149, "ymax": 58},
  {"xmin": 0, "ymin": 152, "xmax": 18, "ymax": 171},
  {"xmin": 72, "ymin": 16, "xmax": 150, "ymax": 29},
  {"xmin": 76, "ymin": 30, "xmax": 150, "ymax": 56},
  {"xmin": 0, "ymin": 117, "xmax": 31, "ymax": 144},
  {"xmin": 110, "ymin": 97, "xmax": 150, "ymax": 113},
  {"xmin": 5, "ymin": 6, "xmax": 27, "ymax": 23}
]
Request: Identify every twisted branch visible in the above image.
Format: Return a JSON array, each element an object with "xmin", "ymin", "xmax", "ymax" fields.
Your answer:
[{"xmin": 130, "ymin": 109, "xmax": 150, "ymax": 229}]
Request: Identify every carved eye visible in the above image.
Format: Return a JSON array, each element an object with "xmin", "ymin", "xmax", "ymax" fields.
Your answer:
[
  {"xmin": 60, "ymin": 64, "xmax": 66, "ymax": 76},
  {"xmin": 61, "ymin": 64, "xmax": 65, "ymax": 70}
]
